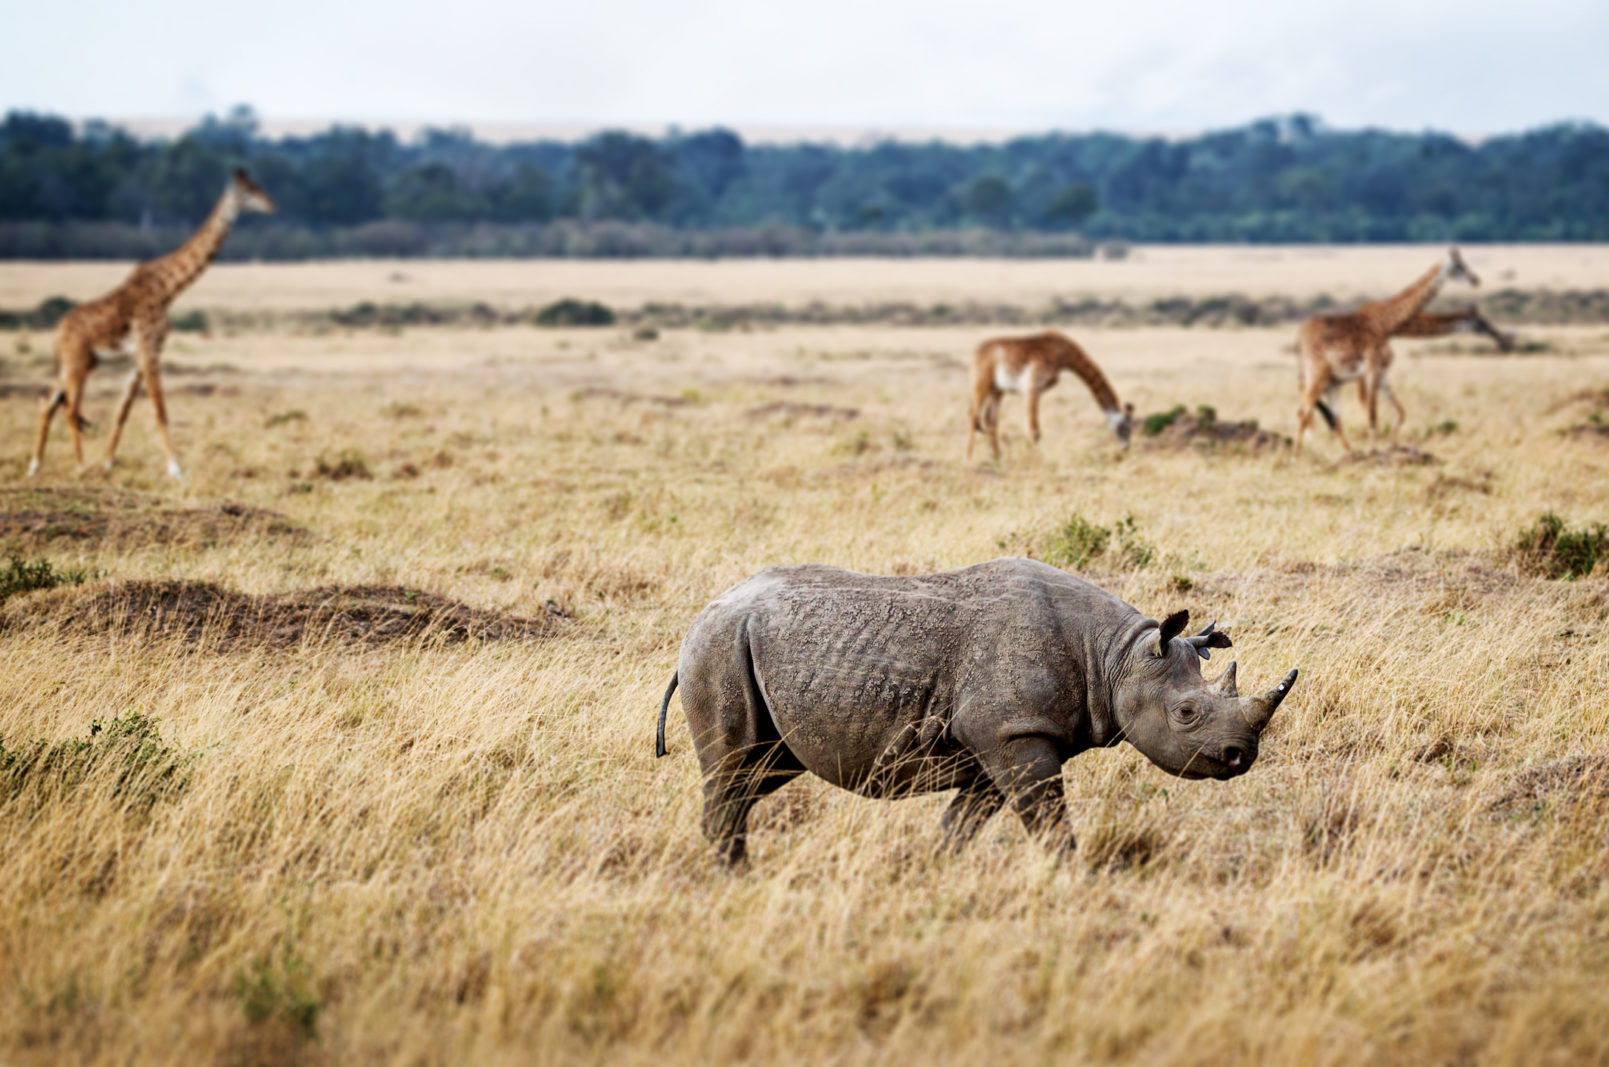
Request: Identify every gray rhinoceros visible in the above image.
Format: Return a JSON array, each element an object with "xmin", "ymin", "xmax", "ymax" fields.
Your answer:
[{"xmin": 656, "ymin": 558, "xmax": 1297, "ymax": 865}]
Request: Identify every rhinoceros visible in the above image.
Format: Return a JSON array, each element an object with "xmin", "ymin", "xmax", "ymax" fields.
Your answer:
[{"xmin": 656, "ymin": 557, "xmax": 1297, "ymax": 865}]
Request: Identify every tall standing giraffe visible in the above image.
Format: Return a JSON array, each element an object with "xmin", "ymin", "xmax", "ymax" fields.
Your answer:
[
  {"xmin": 1294, "ymin": 247, "xmax": 1479, "ymax": 454},
  {"xmin": 28, "ymin": 168, "xmax": 275, "ymax": 479}
]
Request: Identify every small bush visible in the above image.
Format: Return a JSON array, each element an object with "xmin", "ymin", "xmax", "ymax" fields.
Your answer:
[
  {"xmin": 1039, "ymin": 514, "xmax": 1110, "ymax": 570},
  {"xmin": 1039, "ymin": 514, "xmax": 1156, "ymax": 571},
  {"xmin": 1111, "ymin": 516, "xmax": 1157, "ymax": 569},
  {"xmin": 535, "ymin": 298, "xmax": 616, "ymax": 327},
  {"xmin": 236, "ymin": 942, "xmax": 320, "ymax": 1040},
  {"xmin": 169, "ymin": 309, "xmax": 209, "ymax": 333},
  {"xmin": 265, "ymin": 410, "xmax": 307, "ymax": 428},
  {"xmin": 313, "ymin": 449, "xmax": 372, "ymax": 481},
  {"xmin": 0, "ymin": 556, "xmax": 92, "ymax": 603},
  {"xmin": 0, "ymin": 712, "xmax": 195, "ymax": 816},
  {"xmin": 1142, "ymin": 405, "xmax": 1187, "ymax": 436},
  {"xmin": 1514, "ymin": 512, "xmax": 1609, "ymax": 579}
]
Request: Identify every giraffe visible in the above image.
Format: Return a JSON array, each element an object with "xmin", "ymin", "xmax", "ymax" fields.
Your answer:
[
  {"xmin": 967, "ymin": 330, "xmax": 1134, "ymax": 461},
  {"xmin": 1294, "ymin": 247, "xmax": 1479, "ymax": 454},
  {"xmin": 28, "ymin": 168, "xmax": 275, "ymax": 479}
]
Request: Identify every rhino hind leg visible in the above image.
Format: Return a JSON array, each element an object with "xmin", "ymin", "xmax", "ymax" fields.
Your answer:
[
  {"xmin": 702, "ymin": 753, "xmax": 802, "ymax": 867},
  {"xmin": 939, "ymin": 774, "xmax": 1006, "ymax": 853},
  {"xmin": 683, "ymin": 620, "xmax": 807, "ymax": 866}
]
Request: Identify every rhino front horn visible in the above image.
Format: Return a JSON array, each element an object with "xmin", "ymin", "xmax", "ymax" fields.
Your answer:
[{"xmin": 1244, "ymin": 668, "xmax": 1299, "ymax": 731}]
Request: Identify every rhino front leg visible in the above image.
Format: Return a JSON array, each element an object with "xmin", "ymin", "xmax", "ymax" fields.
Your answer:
[
  {"xmin": 979, "ymin": 737, "xmax": 1076, "ymax": 854},
  {"xmin": 939, "ymin": 775, "xmax": 1006, "ymax": 854}
]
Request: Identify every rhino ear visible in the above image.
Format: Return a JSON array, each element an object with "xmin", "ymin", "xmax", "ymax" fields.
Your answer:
[{"xmin": 1149, "ymin": 609, "xmax": 1189, "ymax": 657}]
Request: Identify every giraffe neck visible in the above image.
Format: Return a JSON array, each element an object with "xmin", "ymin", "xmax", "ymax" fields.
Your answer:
[
  {"xmin": 1368, "ymin": 260, "xmax": 1449, "ymax": 335},
  {"xmin": 155, "ymin": 188, "xmax": 241, "ymax": 301},
  {"xmin": 1054, "ymin": 341, "xmax": 1122, "ymax": 414}
]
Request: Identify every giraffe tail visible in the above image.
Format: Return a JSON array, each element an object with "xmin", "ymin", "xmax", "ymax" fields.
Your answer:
[{"xmin": 1314, "ymin": 399, "xmax": 1337, "ymax": 431}]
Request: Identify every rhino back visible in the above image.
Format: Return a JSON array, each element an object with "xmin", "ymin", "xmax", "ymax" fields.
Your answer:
[{"xmin": 691, "ymin": 559, "xmax": 1131, "ymax": 792}]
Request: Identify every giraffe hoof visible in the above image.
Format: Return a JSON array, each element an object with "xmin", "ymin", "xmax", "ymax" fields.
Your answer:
[
  {"xmin": 166, "ymin": 459, "xmax": 183, "ymax": 479},
  {"xmin": 26, "ymin": 460, "xmax": 39, "ymax": 478},
  {"xmin": 103, "ymin": 458, "xmax": 115, "ymax": 473}
]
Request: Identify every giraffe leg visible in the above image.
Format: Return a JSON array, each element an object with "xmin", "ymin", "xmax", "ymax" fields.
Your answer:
[
  {"xmin": 1363, "ymin": 376, "xmax": 1381, "ymax": 440},
  {"xmin": 29, "ymin": 386, "xmax": 66, "ymax": 478},
  {"xmin": 1383, "ymin": 380, "xmax": 1406, "ymax": 440},
  {"xmin": 1328, "ymin": 392, "xmax": 1355, "ymax": 454},
  {"xmin": 135, "ymin": 320, "xmax": 182, "ymax": 478},
  {"xmin": 64, "ymin": 381, "xmax": 87, "ymax": 469},
  {"xmin": 103, "ymin": 367, "xmax": 144, "ymax": 471},
  {"xmin": 966, "ymin": 379, "xmax": 988, "ymax": 461}
]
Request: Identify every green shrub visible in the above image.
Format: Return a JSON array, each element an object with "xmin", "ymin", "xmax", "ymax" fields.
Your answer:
[
  {"xmin": 169, "ymin": 309, "xmax": 209, "ymax": 332},
  {"xmin": 535, "ymin": 298, "xmax": 616, "ymax": 327},
  {"xmin": 236, "ymin": 942, "xmax": 320, "ymax": 1040},
  {"xmin": 1111, "ymin": 516, "xmax": 1156, "ymax": 569},
  {"xmin": 0, "ymin": 712, "xmax": 195, "ymax": 815},
  {"xmin": 0, "ymin": 556, "xmax": 92, "ymax": 603},
  {"xmin": 265, "ymin": 409, "xmax": 307, "ymax": 428},
  {"xmin": 1142, "ymin": 405, "xmax": 1187, "ymax": 436},
  {"xmin": 1515, "ymin": 512, "xmax": 1609, "ymax": 578},
  {"xmin": 1039, "ymin": 514, "xmax": 1158, "ymax": 571}
]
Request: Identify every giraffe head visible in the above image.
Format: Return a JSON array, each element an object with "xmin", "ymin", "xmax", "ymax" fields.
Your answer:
[
  {"xmin": 229, "ymin": 168, "xmax": 276, "ymax": 214},
  {"xmin": 1109, "ymin": 401, "xmax": 1136, "ymax": 448},
  {"xmin": 1444, "ymin": 246, "xmax": 1479, "ymax": 287}
]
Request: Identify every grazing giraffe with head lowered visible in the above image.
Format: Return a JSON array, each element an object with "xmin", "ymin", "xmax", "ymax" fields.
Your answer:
[
  {"xmin": 1393, "ymin": 306, "xmax": 1513, "ymax": 351},
  {"xmin": 967, "ymin": 330, "xmax": 1134, "ymax": 461},
  {"xmin": 1294, "ymin": 247, "xmax": 1479, "ymax": 454},
  {"xmin": 28, "ymin": 168, "xmax": 275, "ymax": 479}
]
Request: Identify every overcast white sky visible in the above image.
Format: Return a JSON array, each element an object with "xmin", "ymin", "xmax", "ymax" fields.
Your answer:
[{"xmin": 2, "ymin": 0, "xmax": 1605, "ymax": 137}]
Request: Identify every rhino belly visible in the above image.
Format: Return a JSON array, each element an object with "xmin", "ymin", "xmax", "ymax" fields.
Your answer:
[{"xmin": 755, "ymin": 657, "xmax": 967, "ymax": 796}]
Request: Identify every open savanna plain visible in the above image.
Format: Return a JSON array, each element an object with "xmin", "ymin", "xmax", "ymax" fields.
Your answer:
[{"xmin": 4, "ymin": 247, "xmax": 1609, "ymax": 1064}]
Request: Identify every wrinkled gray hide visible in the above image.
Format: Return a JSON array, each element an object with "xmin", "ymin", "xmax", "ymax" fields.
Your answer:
[{"xmin": 658, "ymin": 558, "xmax": 1297, "ymax": 865}]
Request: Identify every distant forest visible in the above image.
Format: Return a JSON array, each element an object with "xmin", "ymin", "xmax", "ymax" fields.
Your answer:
[{"xmin": 2, "ymin": 107, "xmax": 1607, "ymax": 258}]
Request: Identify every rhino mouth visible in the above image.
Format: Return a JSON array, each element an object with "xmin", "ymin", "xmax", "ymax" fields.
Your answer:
[{"xmin": 1179, "ymin": 750, "xmax": 1255, "ymax": 780}]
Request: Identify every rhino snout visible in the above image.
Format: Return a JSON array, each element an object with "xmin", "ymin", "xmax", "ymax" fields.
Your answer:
[{"xmin": 1220, "ymin": 743, "xmax": 1256, "ymax": 777}]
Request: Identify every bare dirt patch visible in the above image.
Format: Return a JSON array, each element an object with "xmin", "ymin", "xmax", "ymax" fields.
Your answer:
[
  {"xmin": 746, "ymin": 400, "xmax": 861, "ymax": 422},
  {"xmin": 1341, "ymin": 444, "xmax": 1439, "ymax": 467},
  {"xmin": 4, "ymin": 580, "xmax": 564, "ymax": 648},
  {"xmin": 1490, "ymin": 755, "xmax": 1609, "ymax": 812},
  {"xmin": 570, "ymin": 387, "xmax": 692, "ymax": 408},
  {"xmin": 0, "ymin": 488, "xmax": 313, "ymax": 552}
]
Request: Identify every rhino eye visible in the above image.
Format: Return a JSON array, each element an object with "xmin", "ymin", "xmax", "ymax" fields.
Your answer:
[{"xmin": 1175, "ymin": 704, "xmax": 1198, "ymax": 723}]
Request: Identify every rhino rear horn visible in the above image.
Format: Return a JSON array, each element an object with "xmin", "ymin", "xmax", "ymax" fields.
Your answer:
[{"xmin": 1214, "ymin": 661, "xmax": 1238, "ymax": 697}]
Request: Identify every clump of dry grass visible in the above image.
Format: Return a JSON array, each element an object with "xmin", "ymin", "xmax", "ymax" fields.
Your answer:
[{"xmin": 3, "ymin": 259, "xmax": 1609, "ymax": 1064}]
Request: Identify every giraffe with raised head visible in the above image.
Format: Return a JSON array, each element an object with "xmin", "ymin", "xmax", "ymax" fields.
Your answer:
[
  {"xmin": 966, "ymin": 330, "xmax": 1134, "ymax": 461},
  {"xmin": 28, "ymin": 168, "xmax": 275, "ymax": 479},
  {"xmin": 1294, "ymin": 247, "xmax": 1479, "ymax": 454}
]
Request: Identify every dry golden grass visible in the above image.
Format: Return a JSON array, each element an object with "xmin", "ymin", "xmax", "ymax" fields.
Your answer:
[{"xmin": 3, "ymin": 255, "xmax": 1609, "ymax": 1064}]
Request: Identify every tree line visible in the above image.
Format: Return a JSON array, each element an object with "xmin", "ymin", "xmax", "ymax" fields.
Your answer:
[{"xmin": 2, "ymin": 106, "xmax": 1607, "ymax": 258}]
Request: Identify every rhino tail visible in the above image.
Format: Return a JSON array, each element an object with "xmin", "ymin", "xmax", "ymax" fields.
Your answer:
[{"xmin": 655, "ymin": 671, "xmax": 679, "ymax": 758}]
